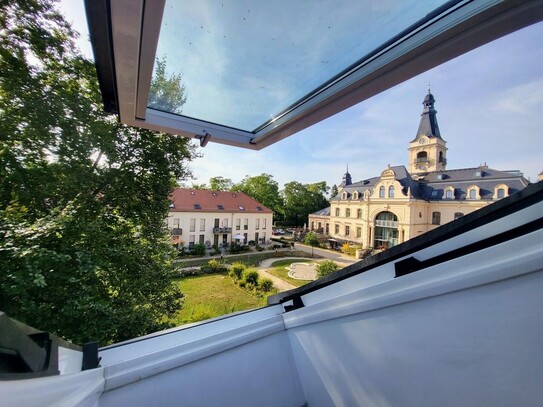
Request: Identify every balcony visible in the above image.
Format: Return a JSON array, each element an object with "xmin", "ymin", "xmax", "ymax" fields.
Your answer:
[
  {"xmin": 213, "ymin": 227, "xmax": 232, "ymax": 234},
  {"xmin": 415, "ymin": 157, "xmax": 429, "ymax": 163},
  {"xmin": 170, "ymin": 228, "xmax": 182, "ymax": 236},
  {"xmin": 375, "ymin": 219, "xmax": 398, "ymax": 228}
]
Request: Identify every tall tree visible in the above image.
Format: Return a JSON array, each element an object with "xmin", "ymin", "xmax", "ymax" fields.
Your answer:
[
  {"xmin": 148, "ymin": 56, "xmax": 187, "ymax": 114},
  {"xmin": 282, "ymin": 181, "xmax": 329, "ymax": 226},
  {"xmin": 330, "ymin": 184, "xmax": 339, "ymax": 199},
  {"xmin": 0, "ymin": 0, "xmax": 195, "ymax": 345},
  {"xmin": 233, "ymin": 173, "xmax": 284, "ymax": 219},
  {"xmin": 209, "ymin": 176, "xmax": 233, "ymax": 191}
]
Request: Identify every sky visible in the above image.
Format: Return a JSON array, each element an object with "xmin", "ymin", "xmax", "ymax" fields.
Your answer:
[{"xmin": 60, "ymin": 1, "xmax": 543, "ymax": 191}]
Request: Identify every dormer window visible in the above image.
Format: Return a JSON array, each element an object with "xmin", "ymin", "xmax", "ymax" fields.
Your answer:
[
  {"xmin": 444, "ymin": 187, "xmax": 454, "ymax": 200},
  {"xmin": 353, "ymin": 191, "xmax": 358, "ymax": 199},
  {"xmin": 494, "ymin": 185, "xmax": 509, "ymax": 200},
  {"xmin": 379, "ymin": 186, "xmax": 385, "ymax": 198},
  {"xmin": 342, "ymin": 192, "xmax": 348, "ymax": 200},
  {"xmin": 194, "ymin": 204, "xmax": 201, "ymax": 209},
  {"xmin": 238, "ymin": 205, "xmax": 245, "ymax": 210},
  {"xmin": 467, "ymin": 186, "xmax": 479, "ymax": 200}
]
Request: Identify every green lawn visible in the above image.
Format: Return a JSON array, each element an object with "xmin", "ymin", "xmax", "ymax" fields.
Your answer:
[
  {"xmin": 265, "ymin": 259, "xmax": 315, "ymax": 287},
  {"xmin": 175, "ymin": 250, "xmax": 317, "ymax": 268},
  {"xmin": 169, "ymin": 272, "xmax": 268, "ymax": 325}
]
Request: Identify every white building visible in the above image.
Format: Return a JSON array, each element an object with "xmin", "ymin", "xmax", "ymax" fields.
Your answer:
[{"xmin": 167, "ymin": 188, "xmax": 273, "ymax": 249}]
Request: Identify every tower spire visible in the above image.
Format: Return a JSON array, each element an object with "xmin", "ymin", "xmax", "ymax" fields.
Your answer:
[{"xmin": 415, "ymin": 88, "xmax": 441, "ymax": 139}]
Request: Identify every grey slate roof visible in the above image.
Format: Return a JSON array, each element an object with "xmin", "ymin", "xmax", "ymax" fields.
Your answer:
[
  {"xmin": 412, "ymin": 91, "xmax": 442, "ymax": 141},
  {"xmin": 311, "ymin": 207, "xmax": 331, "ymax": 216},
  {"xmin": 329, "ymin": 166, "xmax": 529, "ymax": 203},
  {"xmin": 416, "ymin": 167, "xmax": 529, "ymax": 200}
]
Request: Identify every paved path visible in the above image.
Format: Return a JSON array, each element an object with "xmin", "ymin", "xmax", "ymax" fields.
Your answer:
[
  {"xmin": 257, "ymin": 269, "xmax": 296, "ymax": 292},
  {"xmin": 292, "ymin": 243, "xmax": 358, "ymax": 268}
]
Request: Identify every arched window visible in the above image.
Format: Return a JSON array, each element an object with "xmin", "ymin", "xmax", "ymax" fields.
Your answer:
[
  {"xmin": 345, "ymin": 208, "xmax": 351, "ymax": 217},
  {"xmin": 469, "ymin": 189, "xmax": 477, "ymax": 199},
  {"xmin": 438, "ymin": 151, "xmax": 445, "ymax": 163},
  {"xmin": 416, "ymin": 151, "xmax": 428, "ymax": 163},
  {"xmin": 388, "ymin": 186, "xmax": 395, "ymax": 198},
  {"xmin": 445, "ymin": 189, "xmax": 453, "ymax": 199},
  {"xmin": 374, "ymin": 211, "xmax": 398, "ymax": 249},
  {"xmin": 497, "ymin": 188, "xmax": 505, "ymax": 199},
  {"xmin": 353, "ymin": 191, "xmax": 358, "ymax": 199},
  {"xmin": 379, "ymin": 186, "xmax": 385, "ymax": 198}
]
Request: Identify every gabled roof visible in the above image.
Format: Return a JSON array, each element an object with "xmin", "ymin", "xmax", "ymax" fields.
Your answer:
[{"xmin": 169, "ymin": 189, "xmax": 273, "ymax": 214}]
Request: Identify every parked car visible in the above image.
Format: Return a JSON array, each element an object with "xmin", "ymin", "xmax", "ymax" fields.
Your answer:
[{"xmin": 273, "ymin": 229, "xmax": 285, "ymax": 235}]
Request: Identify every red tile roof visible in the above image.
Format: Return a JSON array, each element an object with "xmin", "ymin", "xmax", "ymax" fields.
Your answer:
[{"xmin": 169, "ymin": 188, "xmax": 273, "ymax": 214}]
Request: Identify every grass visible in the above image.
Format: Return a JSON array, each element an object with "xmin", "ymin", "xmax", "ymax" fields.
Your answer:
[
  {"xmin": 265, "ymin": 259, "xmax": 316, "ymax": 287},
  {"xmin": 175, "ymin": 250, "xmax": 317, "ymax": 268},
  {"xmin": 168, "ymin": 271, "xmax": 268, "ymax": 325}
]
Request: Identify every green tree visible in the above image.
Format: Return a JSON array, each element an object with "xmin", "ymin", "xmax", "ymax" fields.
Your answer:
[
  {"xmin": 148, "ymin": 56, "xmax": 187, "ymax": 114},
  {"xmin": 282, "ymin": 181, "xmax": 329, "ymax": 226},
  {"xmin": 190, "ymin": 183, "xmax": 208, "ymax": 190},
  {"xmin": 233, "ymin": 173, "xmax": 284, "ymax": 220},
  {"xmin": 304, "ymin": 231, "xmax": 320, "ymax": 257},
  {"xmin": 209, "ymin": 176, "xmax": 233, "ymax": 191},
  {"xmin": 330, "ymin": 184, "xmax": 339, "ymax": 199},
  {"xmin": 0, "ymin": 0, "xmax": 195, "ymax": 345},
  {"xmin": 316, "ymin": 260, "xmax": 340, "ymax": 278}
]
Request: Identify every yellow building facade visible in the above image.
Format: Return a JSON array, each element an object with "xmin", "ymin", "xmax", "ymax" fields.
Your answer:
[{"xmin": 309, "ymin": 91, "xmax": 530, "ymax": 250}]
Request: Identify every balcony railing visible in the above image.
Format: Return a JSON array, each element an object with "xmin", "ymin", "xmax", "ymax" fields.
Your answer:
[
  {"xmin": 213, "ymin": 227, "xmax": 232, "ymax": 234},
  {"xmin": 415, "ymin": 157, "xmax": 428, "ymax": 163},
  {"xmin": 375, "ymin": 220, "xmax": 398, "ymax": 228},
  {"xmin": 170, "ymin": 228, "xmax": 182, "ymax": 235}
]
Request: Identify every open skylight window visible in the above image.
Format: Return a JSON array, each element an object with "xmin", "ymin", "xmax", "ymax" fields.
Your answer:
[{"xmin": 86, "ymin": 0, "xmax": 543, "ymax": 149}]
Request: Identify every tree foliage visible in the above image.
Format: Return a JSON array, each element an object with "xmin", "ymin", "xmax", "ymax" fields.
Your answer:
[
  {"xmin": 316, "ymin": 260, "xmax": 340, "ymax": 278},
  {"xmin": 0, "ymin": 0, "xmax": 195, "ymax": 345},
  {"xmin": 148, "ymin": 56, "xmax": 187, "ymax": 114},
  {"xmin": 330, "ymin": 184, "xmax": 339, "ymax": 199},
  {"xmin": 233, "ymin": 173, "xmax": 284, "ymax": 219},
  {"xmin": 209, "ymin": 176, "xmax": 233, "ymax": 191},
  {"xmin": 282, "ymin": 181, "xmax": 329, "ymax": 226}
]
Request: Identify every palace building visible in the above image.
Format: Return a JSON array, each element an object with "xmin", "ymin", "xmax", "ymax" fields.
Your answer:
[{"xmin": 308, "ymin": 91, "xmax": 530, "ymax": 250}]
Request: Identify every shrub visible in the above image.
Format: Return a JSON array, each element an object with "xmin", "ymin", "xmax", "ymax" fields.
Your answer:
[
  {"xmin": 193, "ymin": 243, "xmax": 206, "ymax": 256},
  {"xmin": 243, "ymin": 270, "xmax": 259, "ymax": 286},
  {"xmin": 255, "ymin": 245, "xmax": 264, "ymax": 252},
  {"xmin": 316, "ymin": 260, "xmax": 340, "ymax": 278},
  {"xmin": 260, "ymin": 278, "xmax": 274, "ymax": 292},
  {"xmin": 341, "ymin": 243, "xmax": 351, "ymax": 254},
  {"xmin": 229, "ymin": 262, "xmax": 246, "ymax": 280},
  {"xmin": 203, "ymin": 259, "xmax": 226, "ymax": 273}
]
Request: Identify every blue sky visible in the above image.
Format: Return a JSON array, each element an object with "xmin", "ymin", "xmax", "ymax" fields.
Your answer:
[{"xmin": 60, "ymin": 1, "xmax": 543, "ymax": 191}]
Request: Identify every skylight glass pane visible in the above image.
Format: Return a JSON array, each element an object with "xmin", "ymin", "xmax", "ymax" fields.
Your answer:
[{"xmin": 150, "ymin": 0, "xmax": 450, "ymax": 132}]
